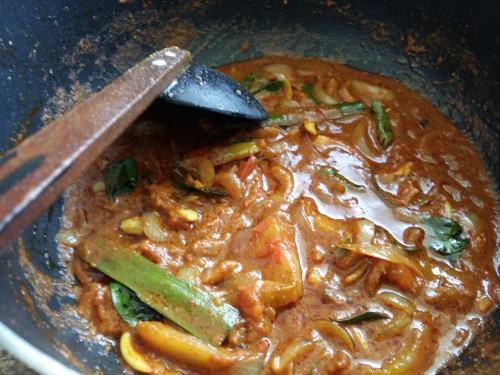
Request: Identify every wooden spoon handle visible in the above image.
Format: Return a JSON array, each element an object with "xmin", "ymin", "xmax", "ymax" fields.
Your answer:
[{"xmin": 0, "ymin": 47, "xmax": 191, "ymax": 251}]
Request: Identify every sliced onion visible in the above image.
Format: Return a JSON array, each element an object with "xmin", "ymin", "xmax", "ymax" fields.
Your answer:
[
  {"xmin": 350, "ymin": 80, "xmax": 395, "ymax": 102},
  {"xmin": 340, "ymin": 243, "xmax": 423, "ymax": 277},
  {"xmin": 282, "ymin": 98, "xmax": 300, "ymax": 108},
  {"xmin": 271, "ymin": 340, "xmax": 315, "ymax": 372},
  {"xmin": 57, "ymin": 229, "xmax": 80, "ymax": 247},
  {"xmin": 374, "ymin": 314, "xmax": 413, "ymax": 341},
  {"xmin": 214, "ymin": 166, "xmax": 243, "ymax": 200},
  {"xmin": 176, "ymin": 266, "xmax": 200, "ymax": 283},
  {"xmin": 460, "ymin": 211, "xmax": 480, "ymax": 231},
  {"xmin": 312, "ymin": 80, "xmax": 338, "ymax": 104},
  {"xmin": 315, "ymin": 320, "xmax": 355, "ymax": 352},
  {"xmin": 228, "ymin": 356, "xmax": 264, "ymax": 375},
  {"xmin": 141, "ymin": 211, "xmax": 168, "ymax": 242},
  {"xmin": 270, "ymin": 165, "xmax": 294, "ymax": 196},
  {"xmin": 91, "ymin": 181, "xmax": 106, "ymax": 194},
  {"xmin": 378, "ymin": 291, "xmax": 417, "ymax": 315},
  {"xmin": 262, "ymin": 63, "xmax": 294, "ymax": 80},
  {"xmin": 355, "ymin": 219, "xmax": 375, "ymax": 244},
  {"xmin": 119, "ymin": 332, "xmax": 153, "ymax": 373},
  {"xmin": 180, "ymin": 156, "xmax": 215, "ymax": 189},
  {"xmin": 352, "ymin": 120, "xmax": 383, "ymax": 161}
]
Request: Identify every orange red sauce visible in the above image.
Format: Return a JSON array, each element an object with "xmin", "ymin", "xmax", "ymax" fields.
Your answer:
[{"xmin": 63, "ymin": 56, "xmax": 499, "ymax": 374}]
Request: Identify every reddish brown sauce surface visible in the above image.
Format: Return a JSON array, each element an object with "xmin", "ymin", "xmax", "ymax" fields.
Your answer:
[{"xmin": 62, "ymin": 57, "xmax": 499, "ymax": 374}]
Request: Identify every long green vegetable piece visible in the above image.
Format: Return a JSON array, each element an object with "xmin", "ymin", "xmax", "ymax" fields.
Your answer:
[
  {"xmin": 371, "ymin": 99, "xmax": 394, "ymax": 149},
  {"xmin": 82, "ymin": 236, "xmax": 240, "ymax": 346}
]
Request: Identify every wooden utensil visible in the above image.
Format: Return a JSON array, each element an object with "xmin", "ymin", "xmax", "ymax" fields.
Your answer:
[{"xmin": 0, "ymin": 47, "xmax": 191, "ymax": 250}]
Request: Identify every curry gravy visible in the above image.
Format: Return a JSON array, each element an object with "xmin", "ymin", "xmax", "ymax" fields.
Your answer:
[{"xmin": 63, "ymin": 57, "xmax": 499, "ymax": 374}]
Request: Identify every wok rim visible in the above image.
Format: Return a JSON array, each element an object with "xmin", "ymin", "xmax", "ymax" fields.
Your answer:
[{"xmin": 0, "ymin": 322, "xmax": 78, "ymax": 375}]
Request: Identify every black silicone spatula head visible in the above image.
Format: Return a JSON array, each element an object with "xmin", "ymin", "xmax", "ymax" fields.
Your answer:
[{"xmin": 159, "ymin": 65, "xmax": 269, "ymax": 121}]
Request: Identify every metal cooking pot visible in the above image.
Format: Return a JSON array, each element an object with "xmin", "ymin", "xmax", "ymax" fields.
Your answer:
[{"xmin": 0, "ymin": 0, "xmax": 498, "ymax": 373}]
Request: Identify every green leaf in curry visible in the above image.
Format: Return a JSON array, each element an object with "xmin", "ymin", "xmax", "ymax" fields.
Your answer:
[
  {"xmin": 332, "ymin": 311, "xmax": 390, "ymax": 325},
  {"xmin": 105, "ymin": 158, "xmax": 137, "ymax": 199},
  {"xmin": 109, "ymin": 282, "xmax": 161, "ymax": 326},
  {"xmin": 422, "ymin": 216, "xmax": 469, "ymax": 262}
]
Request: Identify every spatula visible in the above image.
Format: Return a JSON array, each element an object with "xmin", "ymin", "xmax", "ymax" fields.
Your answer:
[
  {"xmin": 0, "ymin": 47, "xmax": 267, "ymax": 251},
  {"xmin": 160, "ymin": 64, "xmax": 268, "ymax": 120}
]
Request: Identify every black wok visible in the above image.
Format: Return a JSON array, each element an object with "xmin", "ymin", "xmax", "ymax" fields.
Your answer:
[{"xmin": 0, "ymin": 0, "xmax": 498, "ymax": 373}]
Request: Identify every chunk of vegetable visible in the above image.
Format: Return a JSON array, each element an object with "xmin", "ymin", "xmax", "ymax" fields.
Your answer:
[
  {"xmin": 105, "ymin": 158, "xmax": 138, "ymax": 198},
  {"xmin": 120, "ymin": 332, "xmax": 152, "ymax": 373},
  {"xmin": 315, "ymin": 320, "xmax": 355, "ymax": 351},
  {"xmin": 227, "ymin": 356, "xmax": 265, "ymax": 375},
  {"xmin": 304, "ymin": 119, "xmax": 318, "ymax": 135},
  {"xmin": 57, "ymin": 229, "xmax": 80, "ymax": 247},
  {"xmin": 270, "ymin": 340, "xmax": 315, "ymax": 373},
  {"xmin": 350, "ymin": 80, "xmax": 395, "ymax": 102},
  {"xmin": 91, "ymin": 181, "xmax": 106, "ymax": 194},
  {"xmin": 371, "ymin": 100, "xmax": 394, "ymax": 149},
  {"xmin": 262, "ymin": 63, "xmax": 294, "ymax": 80},
  {"xmin": 176, "ymin": 209, "xmax": 199, "ymax": 223},
  {"xmin": 339, "ymin": 243, "xmax": 423, "ymax": 277},
  {"xmin": 81, "ymin": 236, "xmax": 240, "ymax": 345},
  {"xmin": 228, "ymin": 217, "xmax": 303, "ymax": 319},
  {"xmin": 136, "ymin": 321, "xmax": 240, "ymax": 370},
  {"xmin": 141, "ymin": 211, "xmax": 168, "ymax": 242},
  {"xmin": 378, "ymin": 291, "xmax": 416, "ymax": 316},
  {"xmin": 197, "ymin": 141, "xmax": 261, "ymax": 167},
  {"xmin": 300, "ymin": 198, "xmax": 349, "ymax": 242},
  {"xmin": 374, "ymin": 314, "xmax": 413, "ymax": 341},
  {"xmin": 374, "ymin": 326, "xmax": 434, "ymax": 374},
  {"xmin": 172, "ymin": 166, "xmax": 228, "ymax": 196},
  {"xmin": 179, "ymin": 156, "xmax": 215, "ymax": 189},
  {"xmin": 120, "ymin": 217, "xmax": 144, "ymax": 236},
  {"xmin": 312, "ymin": 81, "xmax": 338, "ymax": 104}
]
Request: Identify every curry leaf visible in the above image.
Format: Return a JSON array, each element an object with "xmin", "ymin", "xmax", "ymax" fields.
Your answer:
[
  {"xmin": 332, "ymin": 311, "xmax": 389, "ymax": 325},
  {"xmin": 109, "ymin": 282, "xmax": 161, "ymax": 326},
  {"xmin": 105, "ymin": 158, "xmax": 137, "ymax": 199},
  {"xmin": 422, "ymin": 216, "xmax": 469, "ymax": 262}
]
